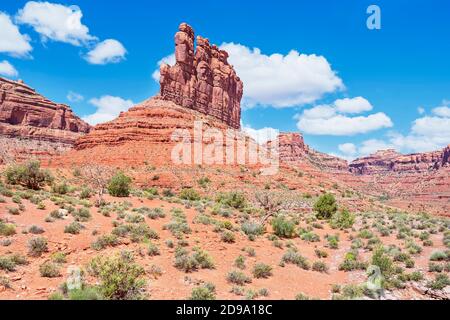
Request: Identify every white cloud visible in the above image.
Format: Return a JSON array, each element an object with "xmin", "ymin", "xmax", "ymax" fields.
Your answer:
[
  {"xmin": 358, "ymin": 139, "xmax": 394, "ymax": 156},
  {"xmin": 0, "ymin": 12, "xmax": 32, "ymax": 57},
  {"xmin": 432, "ymin": 106, "xmax": 450, "ymax": 118},
  {"xmin": 0, "ymin": 60, "xmax": 19, "ymax": 77},
  {"xmin": 151, "ymin": 53, "xmax": 175, "ymax": 81},
  {"xmin": 334, "ymin": 97, "xmax": 373, "ymax": 114},
  {"xmin": 16, "ymin": 1, "xmax": 96, "ymax": 46},
  {"xmin": 85, "ymin": 39, "xmax": 127, "ymax": 65},
  {"xmin": 83, "ymin": 95, "xmax": 134, "ymax": 125},
  {"xmin": 67, "ymin": 91, "xmax": 84, "ymax": 103},
  {"xmin": 296, "ymin": 97, "xmax": 392, "ymax": 136},
  {"xmin": 152, "ymin": 44, "xmax": 344, "ymax": 108},
  {"xmin": 338, "ymin": 143, "xmax": 357, "ymax": 156},
  {"xmin": 220, "ymin": 43, "xmax": 344, "ymax": 108},
  {"xmin": 242, "ymin": 124, "xmax": 279, "ymax": 144},
  {"xmin": 417, "ymin": 106, "xmax": 425, "ymax": 115}
]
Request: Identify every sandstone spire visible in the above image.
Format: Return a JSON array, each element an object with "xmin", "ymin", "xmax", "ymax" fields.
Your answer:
[{"xmin": 159, "ymin": 23, "xmax": 243, "ymax": 129}]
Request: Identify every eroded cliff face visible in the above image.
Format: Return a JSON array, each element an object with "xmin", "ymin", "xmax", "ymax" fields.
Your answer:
[
  {"xmin": 349, "ymin": 147, "xmax": 450, "ymax": 175},
  {"xmin": 276, "ymin": 132, "xmax": 348, "ymax": 172},
  {"xmin": 159, "ymin": 23, "xmax": 243, "ymax": 129},
  {"xmin": 0, "ymin": 77, "xmax": 90, "ymax": 144}
]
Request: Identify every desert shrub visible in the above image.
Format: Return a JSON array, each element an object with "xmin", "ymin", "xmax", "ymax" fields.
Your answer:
[
  {"xmin": 147, "ymin": 242, "xmax": 160, "ymax": 256},
  {"xmin": 5, "ymin": 161, "xmax": 53, "ymax": 190},
  {"xmin": 226, "ymin": 270, "xmax": 252, "ymax": 285},
  {"xmin": 128, "ymin": 224, "xmax": 159, "ymax": 242},
  {"xmin": 162, "ymin": 189, "xmax": 174, "ymax": 197},
  {"xmin": 145, "ymin": 207, "xmax": 165, "ymax": 219},
  {"xmin": 189, "ymin": 284, "xmax": 216, "ymax": 300},
  {"xmin": 300, "ymin": 231, "xmax": 320, "ymax": 242},
  {"xmin": 428, "ymin": 262, "xmax": 443, "ymax": 273},
  {"xmin": 339, "ymin": 251, "xmax": 368, "ymax": 271},
  {"xmin": 313, "ymin": 193, "xmax": 337, "ymax": 220},
  {"xmin": 271, "ymin": 216, "xmax": 296, "ymax": 238},
  {"xmin": 91, "ymin": 234, "xmax": 119, "ymax": 251},
  {"xmin": 0, "ymin": 221, "xmax": 16, "ymax": 236},
  {"xmin": 312, "ymin": 261, "xmax": 329, "ymax": 273},
  {"xmin": 50, "ymin": 209, "xmax": 64, "ymax": 219},
  {"xmin": 326, "ymin": 234, "xmax": 339, "ymax": 249},
  {"xmin": 295, "ymin": 292, "xmax": 313, "ymax": 300},
  {"xmin": 430, "ymin": 251, "xmax": 447, "ymax": 262},
  {"xmin": 73, "ymin": 207, "xmax": 91, "ymax": 222},
  {"xmin": 330, "ymin": 208, "xmax": 355, "ymax": 229},
  {"xmin": 314, "ymin": 249, "xmax": 328, "ymax": 259},
  {"xmin": 28, "ymin": 237, "xmax": 48, "ymax": 257},
  {"xmin": 51, "ymin": 252, "xmax": 67, "ymax": 264},
  {"xmin": 179, "ymin": 188, "xmax": 201, "ymax": 201},
  {"xmin": 39, "ymin": 262, "xmax": 60, "ymax": 278},
  {"xmin": 7, "ymin": 207, "xmax": 19, "ymax": 215},
  {"xmin": 252, "ymin": 263, "xmax": 272, "ymax": 278},
  {"xmin": 80, "ymin": 188, "xmax": 93, "ymax": 199},
  {"xmin": 68, "ymin": 287, "xmax": 102, "ymax": 300},
  {"xmin": 192, "ymin": 248, "xmax": 215, "ymax": 269},
  {"xmin": 358, "ymin": 229, "xmax": 374, "ymax": 239},
  {"xmin": 241, "ymin": 221, "xmax": 264, "ymax": 239},
  {"xmin": 88, "ymin": 251, "xmax": 146, "ymax": 300},
  {"xmin": 216, "ymin": 192, "xmax": 246, "ymax": 209},
  {"xmin": 221, "ymin": 230, "xmax": 236, "ymax": 243},
  {"xmin": 427, "ymin": 274, "xmax": 450, "ymax": 290},
  {"xmin": 174, "ymin": 253, "xmax": 199, "ymax": 273},
  {"xmin": 125, "ymin": 213, "xmax": 145, "ymax": 224},
  {"xmin": 234, "ymin": 255, "xmax": 246, "ymax": 269},
  {"xmin": 197, "ymin": 177, "xmax": 211, "ymax": 189},
  {"xmin": 371, "ymin": 246, "xmax": 394, "ymax": 279},
  {"xmin": 52, "ymin": 182, "xmax": 69, "ymax": 195},
  {"xmin": 0, "ymin": 254, "xmax": 27, "ymax": 271},
  {"xmin": 281, "ymin": 249, "xmax": 310, "ymax": 270},
  {"xmin": 64, "ymin": 222, "xmax": 83, "ymax": 235},
  {"xmin": 107, "ymin": 172, "xmax": 132, "ymax": 197},
  {"xmin": 244, "ymin": 247, "xmax": 256, "ymax": 257},
  {"xmin": 28, "ymin": 225, "xmax": 45, "ymax": 234}
]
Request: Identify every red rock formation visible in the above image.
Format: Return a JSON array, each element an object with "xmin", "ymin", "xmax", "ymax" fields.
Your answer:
[
  {"xmin": 159, "ymin": 23, "xmax": 243, "ymax": 129},
  {"xmin": 275, "ymin": 132, "xmax": 348, "ymax": 172},
  {"xmin": 349, "ymin": 147, "xmax": 450, "ymax": 175},
  {"xmin": 0, "ymin": 77, "xmax": 90, "ymax": 145}
]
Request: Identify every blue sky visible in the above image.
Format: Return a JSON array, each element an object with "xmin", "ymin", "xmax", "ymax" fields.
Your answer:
[{"xmin": 1, "ymin": 0, "xmax": 449, "ymax": 159}]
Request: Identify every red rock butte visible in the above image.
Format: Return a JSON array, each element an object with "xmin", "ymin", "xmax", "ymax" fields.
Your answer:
[
  {"xmin": 159, "ymin": 23, "xmax": 243, "ymax": 129},
  {"xmin": 0, "ymin": 77, "xmax": 90, "ymax": 144}
]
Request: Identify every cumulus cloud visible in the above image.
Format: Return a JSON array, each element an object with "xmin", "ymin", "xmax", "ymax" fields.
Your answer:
[
  {"xmin": 151, "ymin": 53, "xmax": 175, "ymax": 82},
  {"xmin": 338, "ymin": 143, "xmax": 357, "ymax": 156},
  {"xmin": 242, "ymin": 124, "xmax": 279, "ymax": 144},
  {"xmin": 0, "ymin": 12, "xmax": 32, "ymax": 57},
  {"xmin": 432, "ymin": 106, "xmax": 450, "ymax": 118},
  {"xmin": 16, "ymin": 1, "xmax": 96, "ymax": 46},
  {"xmin": 152, "ymin": 43, "xmax": 343, "ymax": 108},
  {"xmin": 83, "ymin": 95, "xmax": 134, "ymax": 125},
  {"xmin": 85, "ymin": 39, "xmax": 126, "ymax": 65},
  {"xmin": 0, "ymin": 60, "xmax": 19, "ymax": 77},
  {"xmin": 220, "ymin": 43, "xmax": 344, "ymax": 108},
  {"xmin": 334, "ymin": 97, "xmax": 373, "ymax": 114},
  {"xmin": 296, "ymin": 97, "xmax": 392, "ymax": 136},
  {"xmin": 67, "ymin": 91, "xmax": 84, "ymax": 103},
  {"xmin": 417, "ymin": 106, "xmax": 425, "ymax": 115}
]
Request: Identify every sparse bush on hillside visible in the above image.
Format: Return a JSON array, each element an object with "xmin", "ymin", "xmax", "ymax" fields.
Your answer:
[
  {"xmin": 107, "ymin": 172, "xmax": 132, "ymax": 197},
  {"xmin": 271, "ymin": 216, "xmax": 296, "ymax": 238},
  {"xmin": 0, "ymin": 221, "xmax": 16, "ymax": 236},
  {"xmin": 39, "ymin": 261, "xmax": 60, "ymax": 278},
  {"xmin": 252, "ymin": 263, "xmax": 273, "ymax": 278},
  {"xmin": 27, "ymin": 237, "xmax": 48, "ymax": 257},
  {"xmin": 5, "ymin": 161, "xmax": 53, "ymax": 190},
  {"xmin": 88, "ymin": 251, "xmax": 146, "ymax": 300},
  {"xmin": 189, "ymin": 283, "xmax": 216, "ymax": 300},
  {"xmin": 52, "ymin": 182, "xmax": 70, "ymax": 195},
  {"xmin": 281, "ymin": 249, "xmax": 310, "ymax": 270},
  {"xmin": 241, "ymin": 221, "xmax": 265, "ymax": 239},
  {"xmin": 226, "ymin": 270, "xmax": 252, "ymax": 285},
  {"xmin": 64, "ymin": 222, "xmax": 83, "ymax": 235},
  {"xmin": 221, "ymin": 230, "xmax": 236, "ymax": 243},
  {"xmin": 179, "ymin": 188, "xmax": 201, "ymax": 201},
  {"xmin": 216, "ymin": 192, "xmax": 246, "ymax": 210},
  {"xmin": 314, "ymin": 193, "xmax": 337, "ymax": 220},
  {"xmin": 330, "ymin": 208, "xmax": 355, "ymax": 229}
]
